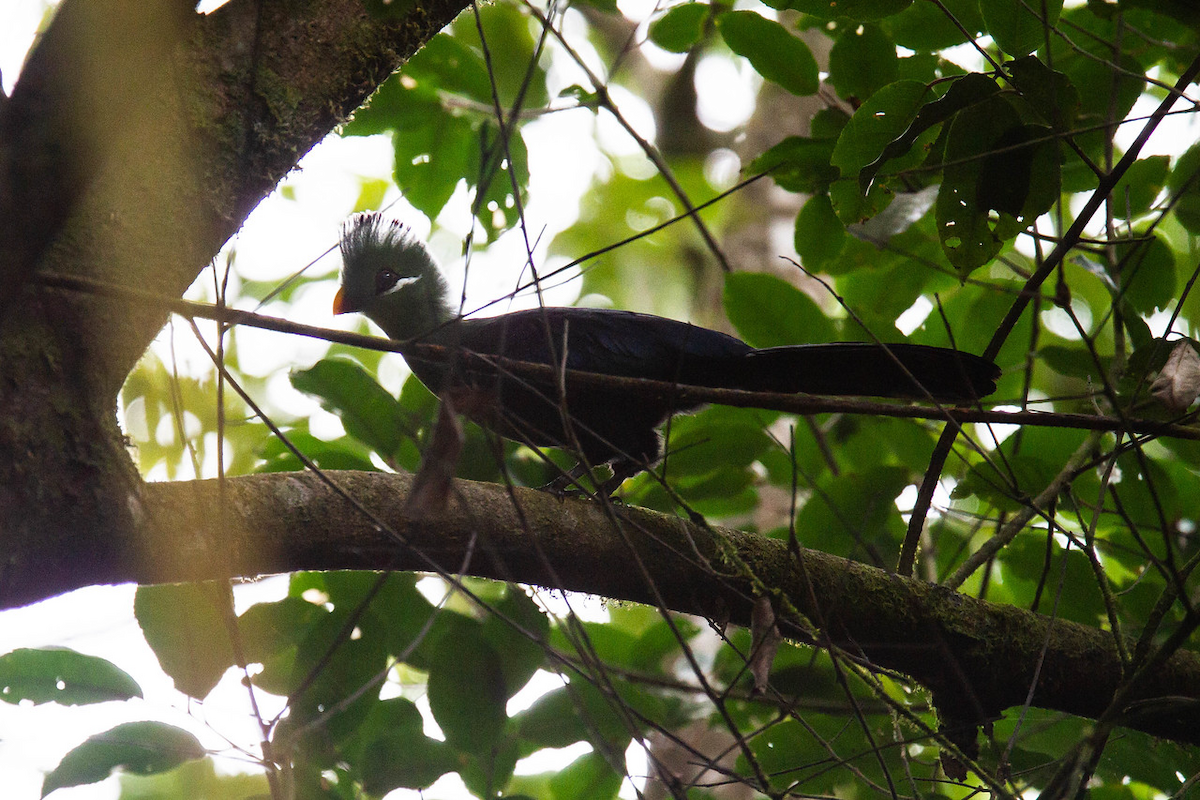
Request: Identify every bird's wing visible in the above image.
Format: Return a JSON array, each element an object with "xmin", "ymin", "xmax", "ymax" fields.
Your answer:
[{"xmin": 445, "ymin": 308, "xmax": 753, "ymax": 382}]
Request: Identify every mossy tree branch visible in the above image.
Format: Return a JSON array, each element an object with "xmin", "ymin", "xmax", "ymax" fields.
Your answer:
[{"xmin": 116, "ymin": 471, "xmax": 1200, "ymax": 750}]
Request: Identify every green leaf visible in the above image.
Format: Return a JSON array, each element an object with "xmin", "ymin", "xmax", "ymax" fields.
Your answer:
[
  {"xmin": 469, "ymin": 121, "xmax": 532, "ymax": 239},
  {"xmin": 787, "ymin": 0, "xmax": 912, "ymax": 21},
  {"xmin": 117, "ymin": 758, "xmax": 270, "ymax": 799},
  {"xmin": 935, "ymin": 95, "xmax": 1059, "ymax": 274},
  {"xmin": 0, "ymin": 648, "xmax": 141, "ymax": 706},
  {"xmin": 135, "ymin": 583, "xmax": 235, "ymax": 699},
  {"xmin": 406, "ymin": 33, "xmax": 493, "ymax": 104},
  {"xmin": 235, "ymin": 597, "xmax": 326, "ymax": 696},
  {"xmin": 290, "ymin": 358, "xmax": 406, "ymax": 458},
  {"xmin": 885, "ymin": 0, "xmax": 983, "ymax": 50},
  {"xmin": 359, "ymin": 698, "xmax": 457, "ymax": 793},
  {"xmin": 547, "ymin": 751, "xmax": 622, "ymax": 800},
  {"xmin": 451, "ymin": 2, "xmax": 549, "ymax": 109},
  {"xmin": 717, "ymin": 11, "xmax": 818, "ymax": 96},
  {"xmin": 795, "ymin": 194, "xmax": 846, "ymax": 268},
  {"xmin": 42, "ymin": 722, "xmax": 205, "ymax": 797},
  {"xmin": 661, "ymin": 408, "xmax": 774, "ymax": 477},
  {"xmin": 723, "ymin": 272, "xmax": 836, "ymax": 348},
  {"xmin": 1110, "ymin": 156, "xmax": 1169, "ymax": 220},
  {"xmin": 648, "ymin": 4, "xmax": 709, "ymax": 53},
  {"xmin": 426, "ymin": 618, "xmax": 508, "ymax": 755},
  {"xmin": 1169, "ymin": 142, "xmax": 1200, "ymax": 233},
  {"xmin": 482, "ymin": 585, "xmax": 549, "ymax": 698},
  {"xmin": 832, "ymin": 80, "xmax": 930, "ymax": 176},
  {"xmin": 256, "ymin": 428, "xmax": 378, "ymax": 473},
  {"xmin": 514, "ymin": 685, "xmax": 595, "ymax": 751},
  {"xmin": 981, "ymin": 0, "xmax": 1063, "ymax": 56},
  {"xmin": 1116, "ymin": 234, "xmax": 1176, "ymax": 314},
  {"xmin": 858, "ymin": 72, "xmax": 999, "ymax": 193},
  {"xmin": 828, "ymin": 23, "xmax": 898, "ymax": 101},
  {"xmin": 790, "ymin": 466, "xmax": 909, "ymax": 563},
  {"xmin": 1005, "ymin": 55, "xmax": 1081, "ymax": 131},
  {"xmin": 750, "ymin": 136, "xmax": 839, "ymax": 194},
  {"xmin": 392, "ymin": 109, "xmax": 476, "ymax": 225}
]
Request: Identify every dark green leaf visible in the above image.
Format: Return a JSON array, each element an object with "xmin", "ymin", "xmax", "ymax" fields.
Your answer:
[
  {"xmin": 981, "ymin": 0, "xmax": 1063, "ymax": 56},
  {"xmin": 1169, "ymin": 143, "xmax": 1200, "ymax": 233},
  {"xmin": 256, "ymin": 429, "xmax": 377, "ymax": 473},
  {"xmin": 1116, "ymin": 234, "xmax": 1176, "ymax": 314},
  {"xmin": 1005, "ymin": 55, "xmax": 1081, "ymax": 131},
  {"xmin": 750, "ymin": 136, "xmax": 838, "ymax": 194},
  {"xmin": 235, "ymin": 597, "xmax": 326, "ymax": 696},
  {"xmin": 42, "ymin": 722, "xmax": 204, "ymax": 797},
  {"xmin": 0, "ymin": 648, "xmax": 141, "ymax": 706},
  {"xmin": 648, "ymin": 4, "xmax": 710, "ymax": 53},
  {"xmin": 359, "ymin": 698, "xmax": 457, "ymax": 793},
  {"xmin": 290, "ymin": 358, "xmax": 406, "ymax": 458},
  {"xmin": 1110, "ymin": 156, "xmax": 1169, "ymax": 219},
  {"xmin": 858, "ymin": 72, "xmax": 998, "ymax": 193},
  {"xmin": 717, "ymin": 11, "xmax": 819, "ymax": 96},
  {"xmin": 787, "ymin": 0, "xmax": 912, "ymax": 21},
  {"xmin": 723, "ymin": 272, "xmax": 836, "ymax": 348},
  {"xmin": 135, "ymin": 583, "xmax": 235, "ymax": 699},
  {"xmin": 828, "ymin": 23, "xmax": 898, "ymax": 101},
  {"xmin": 790, "ymin": 466, "xmax": 909, "ymax": 563},
  {"xmin": 935, "ymin": 95, "xmax": 1059, "ymax": 274},
  {"xmin": 481, "ymin": 585, "xmax": 549, "ymax": 698},
  {"xmin": 886, "ymin": 0, "xmax": 983, "ymax": 50},
  {"xmin": 1041, "ymin": 344, "xmax": 1109, "ymax": 379},
  {"xmin": 426, "ymin": 619, "xmax": 508, "ymax": 755},
  {"xmin": 795, "ymin": 193, "xmax": 846, "ymax": 268},
  {"xmin": 547, "ymin": 751, "xmax": 622, "ymax": 800},
  {"xmin": 832, "ymin": 80, "xmax": 930, "ymax": 176}
]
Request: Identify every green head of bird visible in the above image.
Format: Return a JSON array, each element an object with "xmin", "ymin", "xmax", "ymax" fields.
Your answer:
[{"xmin": 332, "ymin": 213, "xmax": 452, "ymax": 340}]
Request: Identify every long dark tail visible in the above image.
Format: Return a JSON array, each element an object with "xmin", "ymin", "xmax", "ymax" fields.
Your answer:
[{"xmin": 721, "ymin": 343, "xmax": 999, "ymax": 402}]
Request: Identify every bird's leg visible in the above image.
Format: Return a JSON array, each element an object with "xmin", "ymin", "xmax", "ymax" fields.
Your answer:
[
  {"xmin": 541, "ymin": 461, "xmax": 598, "ymax": 495},
  {"xmin": 592, "ymin": 460, "xmax": 640, "ymax": 497},
  {"xmin": 541, "ymin": 460, "xmax": 636, "ymax": 499}
]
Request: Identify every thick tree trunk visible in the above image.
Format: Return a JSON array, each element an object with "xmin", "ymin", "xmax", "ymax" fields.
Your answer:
[{"xmin": 0, "ymin": 0, "xmax": 465, "ymax": 608}]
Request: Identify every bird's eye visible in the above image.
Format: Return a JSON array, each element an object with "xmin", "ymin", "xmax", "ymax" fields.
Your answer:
[
  {"xmin": 375, "ymin": 269, "xmax": 399, "ymax": 295},
  {"xmin": 376, "ymin": 269, "xmax": 421, "ymax": 296}
]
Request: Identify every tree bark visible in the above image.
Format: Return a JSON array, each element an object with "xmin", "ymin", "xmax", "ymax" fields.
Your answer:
[
  {"xmin": 110, "ymin": 471, "xmax": 1200, "ymax": 749},
  {"xmin": 0, "ymin": 0, "xmax": 464, "ymax": 609}
]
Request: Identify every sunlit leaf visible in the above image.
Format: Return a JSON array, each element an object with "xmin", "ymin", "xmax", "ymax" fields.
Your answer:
[
  {"xmin": 0, "ymin": 648, "xmax": 141, "ymax": 706},
  {"xmin": 42, "ymin": 722, "xmax": 204, "ymax": 797},
  {"xmin": 717, "ymin": 11, "xmax": 819, "ymax": 96}
]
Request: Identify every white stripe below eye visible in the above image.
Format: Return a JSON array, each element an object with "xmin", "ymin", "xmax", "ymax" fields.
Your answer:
[{"xmin": 382, "ymin": 275, "xmax": 421, "ymax": 295}]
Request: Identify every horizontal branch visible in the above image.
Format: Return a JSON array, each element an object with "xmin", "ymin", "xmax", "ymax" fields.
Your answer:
[
  {"xmin": 36, "ymin": 272, "xmax": 1200, "ymax": 441},
  {"xmin": 113, "ymin": 471, "xmax": 1200, "ymax": 748}
]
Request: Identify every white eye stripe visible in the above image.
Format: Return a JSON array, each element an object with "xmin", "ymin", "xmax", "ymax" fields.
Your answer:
[{"xmin": 382, "ymin": 275, "xmax": 421, "ymax": 295}]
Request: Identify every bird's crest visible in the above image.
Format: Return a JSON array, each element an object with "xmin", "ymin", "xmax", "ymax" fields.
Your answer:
[{"xmin": 340, "ymin": 212, "xmax": 428, "ymax": 278}]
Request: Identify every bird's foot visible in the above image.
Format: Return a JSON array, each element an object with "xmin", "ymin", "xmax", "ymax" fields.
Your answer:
[{"xmin": 540, "ymin": 463, "xmax": 630, "ymax": 500}]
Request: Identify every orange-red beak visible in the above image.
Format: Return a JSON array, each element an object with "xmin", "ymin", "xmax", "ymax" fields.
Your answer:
[{"xmin": 332, "ymin": 286, "xmax": 351, "ymax": 315}]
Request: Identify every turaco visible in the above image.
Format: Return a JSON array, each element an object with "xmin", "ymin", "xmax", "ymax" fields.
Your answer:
[{"xmin": 333, "ymin": 213, "xmax": 998, "ymax": 492}]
